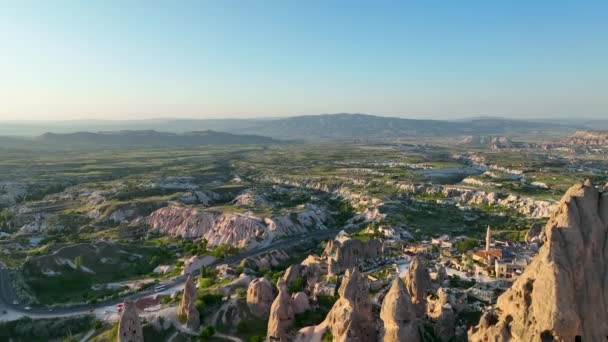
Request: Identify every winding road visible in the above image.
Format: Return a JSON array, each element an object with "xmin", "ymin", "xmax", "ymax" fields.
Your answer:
[{"xmin": 0, "ymin": 228, "xmax": 343, "ymax": 320}]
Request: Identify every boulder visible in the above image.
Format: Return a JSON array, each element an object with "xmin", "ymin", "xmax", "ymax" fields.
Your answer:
[
  {"xmin": 292, "ymin": 292, "xmax": 311, "ymax": 314},
  {"xmin": 247, "ymin": 277, "xmax": 275, "ymax": 318},
  {"xmin": 469, "ymin": 180, "xmax": 608, "ymax": 341},
  {"xmin": 380, "ymin": 278, "xmax": 419, "ymax": 342}
]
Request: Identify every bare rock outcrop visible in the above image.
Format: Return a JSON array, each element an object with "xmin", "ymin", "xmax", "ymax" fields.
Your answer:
[
  {"xmin": 525, "ymin": 221, "xmax": 545, "ymax": 243},
  {"xmin": 427, "ymin": 288, "xmax": 456, "ymax": 341},
  {"xmin": 118, "ymin": 300, "xmax": 144, "ymax": 342},
  {"xmin": 147, "ymin": 205, "xmax": 329, "ymax": 249},
  {"xmin": 562, "ymin": 130, "xmax": 608, "ymax": 146},
  {"xmin": 247, "ymin": 277, "xmax": 275, "ymax": 318},
  {"xmin": 322, "ymin": 268, "xmax": 376, "ymax": 342},
  {"xmin": 405, "ymin": 256, "xmax": 432, "ymax": 317},
  {"xmin": 380, "ymin": 278, "xmax": 419, "ymax": 342},
  {"xmin": 178, "ymin": 275, "xmax": 200, "ymax": 331},
  {"xmin": 292, "ymin": 291, "xmax": 311, "ymax": 314},
  {"xmin": 323, "ymin": 238, "xmax": 383, "ymax": 276},
  {"xmin": 267, "ymin": 278, "xmax": 295, "ymax": 341},
  {"xmin": 469, "ymin": 180, "xmax": 608, "ymax": 341},
  {"xmin": 241, "ymin": 250, "xmax": 290, "ymax": 271}
]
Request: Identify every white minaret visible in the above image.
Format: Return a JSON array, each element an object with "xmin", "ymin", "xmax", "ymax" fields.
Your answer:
[{"xmin": 485, "ymin": 225, "xmax": 491, "ymax": 251}]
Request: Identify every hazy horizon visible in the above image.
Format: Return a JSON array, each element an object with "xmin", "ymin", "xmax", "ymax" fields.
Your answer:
[{"xmin": 1, "ymin": 1, "xmax": 607, "ymax": 121}]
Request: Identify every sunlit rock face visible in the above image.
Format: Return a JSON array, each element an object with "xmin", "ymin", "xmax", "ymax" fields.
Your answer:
[
  {"xmin": 380, "ymin": 278, "xmax": 420, "ymax": 342},
  {"xmin": 469, "ymin": 180, "xmax": 608, "ymax": 341}
]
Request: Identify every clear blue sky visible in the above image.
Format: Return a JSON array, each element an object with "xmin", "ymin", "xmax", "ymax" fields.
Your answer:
[{"xmin": 0, "ymin": 0, "xmax": 606, "ymax": 120}]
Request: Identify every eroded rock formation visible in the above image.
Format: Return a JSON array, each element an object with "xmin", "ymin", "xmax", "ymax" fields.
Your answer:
[
  {"xmin": 247, "ymin": 277, "xmax": 275, "ymax": 318},
  {"xmin": 322, "ymin": 268, "xmax": 376, "ymax": 342},
  {"xmin": 380, "ymin": 278, "xmax": 419, "ymax": 342},
  {"xmin": 267, "ymin": 278, "xmax": 295, "ymax": 341},
  {"xmin": 118, "ymin": 300, "xmax": 144, "ymax": 342},
  {"xmin": 323, "ymin": 238, "xmax": 383, "ymax": 276},
  {"xmin": 398, "ymin": 183, "xmax": 556, "ymax": 218},
  {"xmin": 146, "ymin": 205, "xmax": 328, "ymax": 249},
  {"xmin": 178, "ymin": 275, "xmax": 200, "ymax": 331},
  {"xmin": 405, "ymin": 256, "xmax": 432, "ymax": 317},
  {"xmin": 525, "ymin": 221, "xmax": 545, "ymax": 243},
  {"xmin": 292, "ymin": 291, "xmax": 311, "ymax": 314},
  {"xmin": 562, "ymin": 130, "xmax": 608, "ymax": 146},
  {"xmin": 469, "ymin": 180, "xmax": 608, "ymax": 341}
]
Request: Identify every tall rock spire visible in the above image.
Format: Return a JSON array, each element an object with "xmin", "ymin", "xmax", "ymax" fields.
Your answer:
[
  {"xmin": 469, "ymin": 180, "xmax": 608, "ymax": 341},
  {"xmin": 118, "ymin": 300, "xmax": 144, "ymax": 342},
  {"xmin": 405, "ymin": 256, "xmax": 432, "ymax": 317},
  {"xmin": 380, "ymin": 277, "xmax": 419, "ymax": 342},
  {"xmin": 323, "ymin": 268, "xmax": 376, "ymax": 342},
  {"xmin": 267, "ymin": 278, "xmax": 295, "ymax": 341},
  {"xmin": 178, "ymin": 275, "xmax": 200, "ymax": 331}
]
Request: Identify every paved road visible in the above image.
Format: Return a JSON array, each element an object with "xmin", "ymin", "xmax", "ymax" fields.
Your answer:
[{"xmin": 0, "ymin": 228, "xmax": 343, "ymax": 319}]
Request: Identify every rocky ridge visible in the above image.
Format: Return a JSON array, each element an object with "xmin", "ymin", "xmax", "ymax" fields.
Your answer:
[
  {"xmin": 397, "ymin": 183, "xmax": 556, "ymax": 218},
  {"xmin": 146, "ymin": 204, "xmax": 329, "ymax": 249}
]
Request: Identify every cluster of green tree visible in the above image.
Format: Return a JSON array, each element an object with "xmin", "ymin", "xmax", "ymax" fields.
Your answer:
[
  {"xmin": 0, "ymin": 209, "xmax": 14, "ymax": 231},
  {"xmin": 0, "ymin": 315, "xmax": 94, "ymax": 341},
  {"xmin": 326, "ymin": 198, "xmax": 355, "ymax": 226},
  {"xmin": 294, "ymin": 295, "xmax": 337, "ymax": 329},
  {"xmin": 25, "ymin": 183, "xmax": 67, "ymax": 202},
  {"xmin": 236, "ymin": 317, "xmax": 268, "ymax": 342},
  {"xmin": 210, "ymin": 243, "xmax": 240, "ymax": 259},
  {"xmin": 454, "ymin": 238, "xmax": 478, "ymax": 254}
]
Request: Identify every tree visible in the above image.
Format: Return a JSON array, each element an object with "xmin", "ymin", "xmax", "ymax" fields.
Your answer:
[
  {"xmin": 74, "ymin": 256, "xmax": 83, "ymax": 270},
  {"xmin": 199, "ymin": 325, "xmax": 215, "ymax": 340},
  {"xmin": 455, "ymin": 238, "xmax": 478, "ymax": 254}
]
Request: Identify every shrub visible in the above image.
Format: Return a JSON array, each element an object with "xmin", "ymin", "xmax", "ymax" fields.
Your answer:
[{"xmin": 199, "ymin": 325, "xmax": 215, "ymax": 340}]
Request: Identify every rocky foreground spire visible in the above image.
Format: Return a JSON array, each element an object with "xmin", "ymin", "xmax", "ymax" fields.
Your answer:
[
  {"xmin": 405, "ymin": 256, "xmax": 432, "ymax": 317},
  {"xmin": 322, "ymin": 268, "xmax": 376, "ymax": 342},
  {"xmin": 178, "ymin": 275, "xmax": 200, "ymax": 330},
  {"xmin": 267, "ymin": 278, "xmax": 295, "ymax": 341},
  {"xmin": 380, "ymin": 278, "xmax": 420, "ymax": 342},
  {"xmin": 469, "ymin": 180, "xmax": 608, "ymax": 341},
  {"xmin": 118, "ymin": 300, "xmax": 144, "ymax": 342}
]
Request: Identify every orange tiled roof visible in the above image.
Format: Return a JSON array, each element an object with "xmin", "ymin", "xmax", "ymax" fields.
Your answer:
[{"xmin": 474, "ymin": 249, "xmax": 503, "ymax": 260}]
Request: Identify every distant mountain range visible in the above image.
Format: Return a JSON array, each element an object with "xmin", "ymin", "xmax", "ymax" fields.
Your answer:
[
  {"xmin": 0, "ymin": 130, "xmax": 278, "ymax": 149},
  {"xmin": 2, "ymin": 113, "xmax": 605, "ymax": 142}
]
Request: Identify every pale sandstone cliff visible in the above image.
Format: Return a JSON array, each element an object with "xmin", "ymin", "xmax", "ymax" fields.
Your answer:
[
  {"xmin": 469, "ymin": 180, "xmax": 608, "ymax": 341},
  {"xmin": 146, "ymin": 205, "xmax": 328, "ymax": 249}
]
